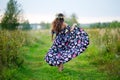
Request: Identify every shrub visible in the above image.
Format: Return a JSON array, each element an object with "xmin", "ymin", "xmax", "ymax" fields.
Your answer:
[
  {"xmin": 88, "ymin": 28, "xmax": 120, "ymax": 79},
  {"xmin": 0, "ymin": 30, "xmax": 26, "ymax": 80}
]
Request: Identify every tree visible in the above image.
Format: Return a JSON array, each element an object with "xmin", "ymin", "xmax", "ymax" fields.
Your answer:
[
  {"xmin": 22, "ymin": 20, "xmax": 31, "ymax": 30},
  {"xmin": 1, "ymin": 0, "xmax": 22, "ymax": 30},
  {"xmin": 70, "ymin": 13, "xmax": 78, "ymax": 23},
  {"xmin": 40, "ymin": 22, "xmax": 50, "ymax": 29},
  {"xmin": 110, "ymin": 21, "xmax": 120, "ymax": 28},
  {"xmin": 65, "ymin": 13, "xmax": 79, "ymax": 26}
]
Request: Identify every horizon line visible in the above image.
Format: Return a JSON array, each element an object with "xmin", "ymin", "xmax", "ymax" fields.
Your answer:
[{"xmin": 0, "ymin": 13, "xmax": 120, "ymax": 24}]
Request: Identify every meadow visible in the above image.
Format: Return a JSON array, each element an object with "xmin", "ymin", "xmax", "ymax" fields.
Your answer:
[{"xmin": 0, "ymin": 28, "xmax": 120, "ymax": 80}]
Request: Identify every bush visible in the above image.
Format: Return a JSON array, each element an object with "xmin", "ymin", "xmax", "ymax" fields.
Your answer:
[
  {"xmin": 0, "ymin": 30, "xmax": 26, "ymax": 80},
  {"xmin": 88, "ymin": 28, "xmax": 120, "ymax": 79}
]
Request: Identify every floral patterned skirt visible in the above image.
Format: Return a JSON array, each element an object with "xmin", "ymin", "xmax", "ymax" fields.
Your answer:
[{"xmin": 45, "ymin": 26, "xmax": 89, "ymax": 66}]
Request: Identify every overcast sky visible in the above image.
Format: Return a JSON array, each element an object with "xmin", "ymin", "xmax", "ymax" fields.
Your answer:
[{"xmin": 0, "ymin": 0, "xmax": 120, "ymax": 23}]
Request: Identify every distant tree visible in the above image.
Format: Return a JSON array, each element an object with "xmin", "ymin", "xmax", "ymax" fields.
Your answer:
[
  {"xmin": 1, "ymin": 0, "xmax": 22, "ymax": 30},
  {"xmin": 22, "ymin": 20, "xmax": 31, "ymax": 30},
  {"xmin": 101, "ymin": 23, "xmax": 107, "ymax": 28},
  {"xmin": 90, "ymin": 23, "xmax": 102, "ymax": 28},
  {"xmin": 45, "ymin": 23, "xmax": 50, "ymax": 29},
  {"xmin": 110, "ymin": 21, "xmax": 120, "ymax": 28},
  {"xmin": 101, "ymin": 23, "xmax": 110, "ymax": 28},
  {"xmin": 70, "ymin": 13, "xmax": 78, "ymax": 23},
  {"xmin": 0, "ymin": 23, "xmax": 1, "ymax": 30},
  {"xmin": 40, "ymin": 22, "xmax": 50, "ymax": 29},
  {"xmin": 90, "ymin": 21, "xmax": 120, "ymax": 28},
  {"xmin": 96, "ymin": 23, "xmax": 101, "ymax": 28},
  {"xmin": 90, "ymin": 24, "xmax": 96, "ymax": 28},
  {"xmin": 65, "ymin": 13, "xmax": 79, "ymax": 26}
]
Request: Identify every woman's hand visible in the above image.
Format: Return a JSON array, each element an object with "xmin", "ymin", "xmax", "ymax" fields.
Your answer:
[{"xmin": 71, "ymin": 23, "xmax": 77, "ymax": 31}]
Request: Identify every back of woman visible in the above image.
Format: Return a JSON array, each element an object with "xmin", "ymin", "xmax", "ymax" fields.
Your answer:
[{"xmin": 45, "ymin": 13, "xmax": 89, "ymax": 72}]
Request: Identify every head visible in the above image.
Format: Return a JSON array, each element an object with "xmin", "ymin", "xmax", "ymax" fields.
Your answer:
[{"xmin": 52, "ymin": 13, "xmax": 65, "ymax": 35}]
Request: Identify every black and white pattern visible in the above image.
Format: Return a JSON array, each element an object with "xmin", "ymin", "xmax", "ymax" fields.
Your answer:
[{"xmin": 45, "ymin": 26, "xmax": 89, "ymax": 66}]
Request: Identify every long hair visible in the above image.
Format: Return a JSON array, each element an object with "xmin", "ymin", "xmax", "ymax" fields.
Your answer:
[{"xmin": 52, "ymin": 13, "xmax": 64, "ymax": 35}]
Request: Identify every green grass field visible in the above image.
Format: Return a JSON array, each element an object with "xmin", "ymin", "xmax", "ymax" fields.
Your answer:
[
  {"xmin": 1, "ymin": 29, "xmax": 119, "ymax": 80},
  {"xmin": 11, "ymin": 29, "xmax": 119, "ymax": 80}
]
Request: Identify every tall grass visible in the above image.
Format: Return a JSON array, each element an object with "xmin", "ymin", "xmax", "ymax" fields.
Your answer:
[
  {"xmin": 0, "ymin": 30, "xmax": 50, "ymax": 79},
  {"xmin": 86, "ymin": 28, "xmax": 120, "ymax": 79},
  {"xmin": 0, "ymin": 28, "xmax": 120, "ymax": 80},
  {"xmin": 18, "ymin": 28, "xmax": 120, "ymax": 79},
  {"xmin": 0, "ymin": 30, "xmax": 28, "ymax": 80}
]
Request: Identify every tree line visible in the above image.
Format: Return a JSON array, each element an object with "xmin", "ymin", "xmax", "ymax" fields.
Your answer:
[{"xmin": 90, "ymin": 21, "xmax": 120, "ymax": 28}]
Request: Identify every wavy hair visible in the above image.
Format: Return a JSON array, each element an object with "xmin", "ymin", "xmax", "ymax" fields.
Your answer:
[{"xmin": 52, "ymin": 13, "xmax": 64, "ymax": 35}]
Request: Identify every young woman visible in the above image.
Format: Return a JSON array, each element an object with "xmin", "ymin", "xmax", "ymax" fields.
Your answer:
[{"xmin": 45, "ymin": 13, "xmax": 89, "ymax": 72}]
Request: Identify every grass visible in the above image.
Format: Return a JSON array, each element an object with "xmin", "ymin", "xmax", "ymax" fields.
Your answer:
[
  {"xmin": 13, "ymin": 29, "xmax": 114, "ymax": 80},
  {"xmin": 1, "ymin": 28, "xmax": 119, "ymax": 80}
]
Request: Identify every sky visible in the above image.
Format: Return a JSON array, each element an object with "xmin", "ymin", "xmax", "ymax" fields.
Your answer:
[{"xmin": 0, "ymin": 0, "xmax": 120, "ymax": 23}]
